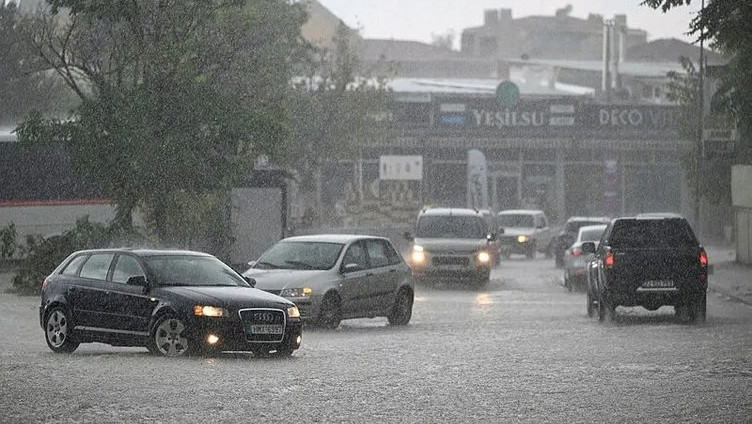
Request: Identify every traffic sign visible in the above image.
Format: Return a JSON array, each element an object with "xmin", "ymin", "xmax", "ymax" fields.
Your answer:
[{"xmin": 495, "ymin": 81, "xmax": 520, "ymax": 107}]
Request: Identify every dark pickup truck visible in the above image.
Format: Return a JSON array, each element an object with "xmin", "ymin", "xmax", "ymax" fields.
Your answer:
[{"xmin": 582, "ymin": 216, "xmax": 708, "ymax": 323}]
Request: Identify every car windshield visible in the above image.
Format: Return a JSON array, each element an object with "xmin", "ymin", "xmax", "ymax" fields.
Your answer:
[
  {"xmin": 609, "ymin": 219, "xmax": 698, "ymax": 248},
  {"xmin": 144, "ymin": 255, "xmax": 249, "ymax": 287},
  {"xmin": 255, "ymin": 241, "xmax": 344, "ymax": 270},
  {"xmin": 579, "ymin": 227, "xmax": 606, "ymax": 242},
  {"xmin": 416, "ymin": 216, "xmax": 486, "ymax": 239},
  {"xmin": 499, "ymin": 214, "xmax": 535, "ymax": 228}
]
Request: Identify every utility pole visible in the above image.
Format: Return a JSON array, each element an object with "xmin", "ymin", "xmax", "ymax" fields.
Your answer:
[{"xmin": 696, "ymin": 0, "xmax": 705, "ymax": 237}]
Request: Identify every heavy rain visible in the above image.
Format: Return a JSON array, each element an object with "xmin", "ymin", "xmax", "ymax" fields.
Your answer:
[{"xmin": 1, "ymin": 0, "xmax": 751, "ymax": 422}]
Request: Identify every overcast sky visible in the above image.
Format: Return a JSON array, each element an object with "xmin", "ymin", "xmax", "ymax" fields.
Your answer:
[{"xmin": 317, "ymin": 0, "xmax": 701, "ymax": 47}]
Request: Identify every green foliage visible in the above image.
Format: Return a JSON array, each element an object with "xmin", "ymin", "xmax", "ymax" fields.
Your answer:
[
  {"xmin": 17, "ymin": 0, "xmax": 308, "ymax": 248},
  {"xmin": 11, "ymin": 217, "xmax": 112, "ymax": 295},
  {"xmin": 643, "ymin": 0, "xmax": 752, "ymax": 164},
  {"xmin": 0, "ymin": 2, "xmax": 76, "ymax": 122},
  {"xmin": 0, "ymin": 222, "xmax": 17, "ymax": 259}
]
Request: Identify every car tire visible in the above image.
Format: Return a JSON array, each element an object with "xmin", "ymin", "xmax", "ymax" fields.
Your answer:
[
  {"xmin": 603, "ymin": 298, "xmax": 617, "ymax": 323},
  {"xmin": 388, "ymin": 288, "xmax": 414, "ymax": 326},
  {"xmin": 44, "ymin": 306, "xmax": 80, "ymax": 354},
  {"xmin": 586, "ymin": 291, "xmax": 597, "ymax": 318},
  {"xmin": 148, "ymin": 315, "xmax": 196, "ymax": 357},
  {"xmin": 318, "ymin": 293, "xmax": 342, "ymax": 329},
  {"xmin": 688, "ymin": 295, "xmax": 707, "ymax": 324}
]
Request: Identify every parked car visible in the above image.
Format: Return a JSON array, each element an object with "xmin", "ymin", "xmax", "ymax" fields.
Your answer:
[
  {"xmin": 583, "ymin": 216, "xmax": 708, "ymax": 323},
  {"xmin": 40, "ymin": 249, "xmax": 302, "ymax": 357},
  {"xmin": 563, "ymin": 224, "xmax": 607, "ymax": 292},
  {"xmin": 405, "ymin": 207, "xmax": 499, "ymax": 286},
  {"xmin": 553, "ymin": 216, "xmax": 611, "ymax": 268},
  {"xmin": 243, "ymin": 234, "xmax": 414, "ymax": 329},
  {"xmin": 497, "ymin": 209, "xmax": 552, "ymax": 259}
]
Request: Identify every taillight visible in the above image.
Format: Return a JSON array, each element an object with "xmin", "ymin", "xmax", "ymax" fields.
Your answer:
[
  {"xmin": 604, "ymin": 251, "xmax": 615, "ymax": 268},
  {"xmin": 571, "ymin": 248, "xmax": 582, "ymax": 257},
  {"xmin": 699, "ymin": 250, "xmax": 708, "ymax": 267}
]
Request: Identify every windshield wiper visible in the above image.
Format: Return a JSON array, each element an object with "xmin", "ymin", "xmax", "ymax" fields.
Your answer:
[
  {"xmin": 256, "ymin": 261, "xmax": 280, "ymax": 269},
  {"xmin": 284, "ymin": 260, "xmax": 317, "ymax": 270}
]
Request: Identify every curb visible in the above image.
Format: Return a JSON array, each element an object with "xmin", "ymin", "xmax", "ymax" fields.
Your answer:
[{"xmin": 708, "ymin": 284, "xmax": 752, "ymax": 307}]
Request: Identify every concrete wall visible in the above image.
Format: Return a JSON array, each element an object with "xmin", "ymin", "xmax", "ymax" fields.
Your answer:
[
  {"xmin": 732, "ymin": 165, "xmax": 752, "ymax": 264},
  {"xmin": 0, "ymin": 201, "xmax": 116, "ymax": 243}
]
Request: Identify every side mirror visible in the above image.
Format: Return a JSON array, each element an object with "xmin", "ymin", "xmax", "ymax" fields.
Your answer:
[
  {"xmin": 126, "ymin": 275, "xmax": 148, "ymax": 287},
  {"xmin": 403, "ymin": 231, "xmax": 414, "ymax": 241},
  {"xmin": 581, "ymin": 242, "xmax": 596, "ymax": 254},
  {"xmin": 243, "ymin": 276, "xmax": 256, "ymax": 288},
  {"xmin": 342, "ymin": 263, "xmax": 360, "ymax": 273},
  {"xmin": 247, "ymin": 260, "xmax": 257, "ymax": 268}
]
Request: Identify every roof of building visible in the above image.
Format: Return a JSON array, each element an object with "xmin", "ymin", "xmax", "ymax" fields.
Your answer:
[{"xmin": 627, "ymin": 38, "xmax": 726, "ymax": 65}]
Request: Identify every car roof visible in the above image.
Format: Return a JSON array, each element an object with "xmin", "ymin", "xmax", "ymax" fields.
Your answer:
[
  {"xmin": 635, "ymin": 212, "xmax": 684, "ymax": 218},
  {"xmin": 280, "ymin": 234, "xmax": 388, "ymax": 244},
  {"xmin": 419, "ymin": 207, "xmax": 483, "ymax": 217},
  {"xmin": 566, "ymin": 216, "xmax": 610, "ymax": 222},
  {"xmin": 498, "ymin": 209, "xmax": 544, "ymax": 215},
  {"xmin": 73, "ymin": 248, "xmax": 214, "ymax": 257}
]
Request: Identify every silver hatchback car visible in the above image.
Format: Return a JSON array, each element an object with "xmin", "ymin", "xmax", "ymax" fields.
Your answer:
[{"xmin": 242, "ymin": 234, "xmax": 414, "ymax": 329}]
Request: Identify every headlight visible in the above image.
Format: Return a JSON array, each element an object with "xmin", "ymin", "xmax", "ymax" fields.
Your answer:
[
  {"xmin": 411, "ymin": 245, "xmax": 426, "ymax": 264},
  {"xmin": 287, "ymin": 306, "xmax": 300, "ymax": 318},
  {"xmin": 280, "ymin": 287, "xmax": 313, "ymax": 298},
  {"xmin": 193, "ymin": 305, "xmax": 228, "ymax": 317},
  {"xmin": 517, "ymin": 235, "xmax": 529, "ymax": 243},
  {"xmin": 477, "ymin": 250, "xmax": 491, "ymax": 263}
]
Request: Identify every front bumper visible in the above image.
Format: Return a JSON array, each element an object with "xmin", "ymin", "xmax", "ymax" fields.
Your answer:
[
  {"xmin": 409, "ymin": 252, "xmax": 492, "ymax": 279},
  {"xmin": 189, "ymin": 315, "xmax": 303, "ymax": 353}
]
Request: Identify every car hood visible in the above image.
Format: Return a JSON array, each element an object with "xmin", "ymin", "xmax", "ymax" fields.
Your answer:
[
  {"xmin": 499, "ymin": 227, "xmax": 536, "ymax": 237},
  {"xmin": 158, "ymin": 285, "xmax": 292, "ymax": 310},
  {"xmin": 413, "ymin": 238, "xmax": 488, "ymax": 252},
  {"xmin": 242, "ymin": 268, "xmax": 329, "ymax": 290}
]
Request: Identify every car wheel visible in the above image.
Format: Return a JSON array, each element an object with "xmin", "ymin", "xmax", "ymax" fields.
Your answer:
[
  {"xmin": 148, "ymin": 315, "xmax": 196, "ymax": 357},
  {"xmin": 44, "ymin": 306, "xmax": 80, "ymax": 354},
  {"xmin": 388, "ymin": 288, "xmax": 414, "ymax": 326},
  {"xmin": 689, "ymin": 295, "xmax": 707, "ymax": 323},
  {"xmin": 603, "ymin": 298, "xmax": 617, "ymax": 323},
  {"xmin": 586, "ymin": 291, "xmax": 597, "ymax": 318},
  {"xmin": 597, "ymin": 295, "xmax": 606, "ymax": 321},
  {"xmin": 318, "ymin": 293, "xmax": 342, "ymax": 329}
]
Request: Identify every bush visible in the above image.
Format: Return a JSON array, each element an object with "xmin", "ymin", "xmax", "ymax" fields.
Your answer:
[
  {"xmin": 0, "ymin": 222, "xmax": 17, "ymax": 259},
  {"xmin": 11, "ymin": 217, "xmax": 115, "ymax": 295}
]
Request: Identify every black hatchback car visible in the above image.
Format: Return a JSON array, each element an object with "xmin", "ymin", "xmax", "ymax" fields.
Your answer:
[{"xmin": 40, "ymin": 249, "xmax": 302, "ymax": 357}]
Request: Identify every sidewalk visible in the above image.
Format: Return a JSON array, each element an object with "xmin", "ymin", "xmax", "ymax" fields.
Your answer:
[{"xmin": 706, "ymin": 246, "xmax": 752, "ymax": 306}]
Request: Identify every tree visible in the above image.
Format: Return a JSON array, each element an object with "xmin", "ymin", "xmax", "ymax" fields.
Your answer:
[
  {"xmin": 666, "ymin": 56, "xmax": 732, "ymax": 206},
  {"xmin": 0, "ymin": 2, "xmax": 75, "ymax": 123},
  {"xmin": 15, "ymin": 0, "xmax": 308, "ymax": 250},
  {"xmin": 642, "ymin": 0, "xmax": 752, "ymax": 163},
  {"xmin": 281, "ymin": 23, "xmax": 391, "ymax": 223}
]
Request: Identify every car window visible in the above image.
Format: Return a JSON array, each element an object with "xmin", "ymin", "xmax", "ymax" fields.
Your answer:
[
  {"xmin": 365, "ymin": 239, "xmax": 391, "ymax": 268},
  {"xmin": 499, "ymin": 214, "xmax": 534, "ymax": 228},
  {"xmin": 144, "ymin": 255, "xmax": 248, "ymax": 287},
  {"xmin": 79, "ymin": 253, "xmax": 115, "ymax": 281},
  {"xmin": 61, "ymin": 255, "xmax": 88, "ymax": 276},
  {"xmin": 609, "ymin": 219, "xmax": 698, "ymax": 248},
  {"xmin": 383, "ymin": 240, "xmax": 404, "ymax": 266},
  {"xmin": 111, "ymin": 254, "xmax": 146, "ymax": 284},
  {"xmin": 342, "ymin": 241, "xmax": 368, "ymax": 270}
]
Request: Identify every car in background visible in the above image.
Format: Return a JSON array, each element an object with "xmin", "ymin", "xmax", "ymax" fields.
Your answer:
[
  {"xmin": 497, "ymin": 209, "xmax": 552, "ymax": 259},
  {"xmin": 405, "ymin": 207, "xmax": 499, "ymax": 286},
  {"xmin": 243, "ymin": 235, "xmax": 414, "ymax": 329},
  {"xmin": 563, "ymin": 224, "xmax": 607, "ymax": 292},
  {"xmin": 479, "ymin": 209, "xmax": 502, "ymax": 265},
  {"xmin": 40, "ymin": 249, "xmax": 302, "ymax": 357},
  {"xmin": 553, "ymin": 216, "xmax": 611, "ymax": 268},
  {"xmin": 583, "ymin": 215, "xmax": 708, "ymax": 323}
]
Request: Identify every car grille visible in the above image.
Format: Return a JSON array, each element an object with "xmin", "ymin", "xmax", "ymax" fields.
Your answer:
[
  {"xmin": 433, "ymin": 256, "xmax": 470, "ymax": 266},
  {"xmin": 500, "ymin": 235, "xmax": 517, "ymax": 244},
  {"xmin": 238, "ymin": 308, "xmax": 286, "ymax": 343}
]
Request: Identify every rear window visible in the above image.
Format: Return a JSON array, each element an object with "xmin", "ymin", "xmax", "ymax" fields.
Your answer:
[{"xmin": 608, "ymin": 219, "xmax": 698, "ymax": 248}]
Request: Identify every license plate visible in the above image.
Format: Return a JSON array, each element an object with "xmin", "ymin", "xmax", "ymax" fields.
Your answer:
[
  {"xmin": 250, "ymin": 325, "xmax": 283, "ymax": 335},
  {"xmin": 642, "ymin": 280, "xmax": 675, "ymax": 289}
]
